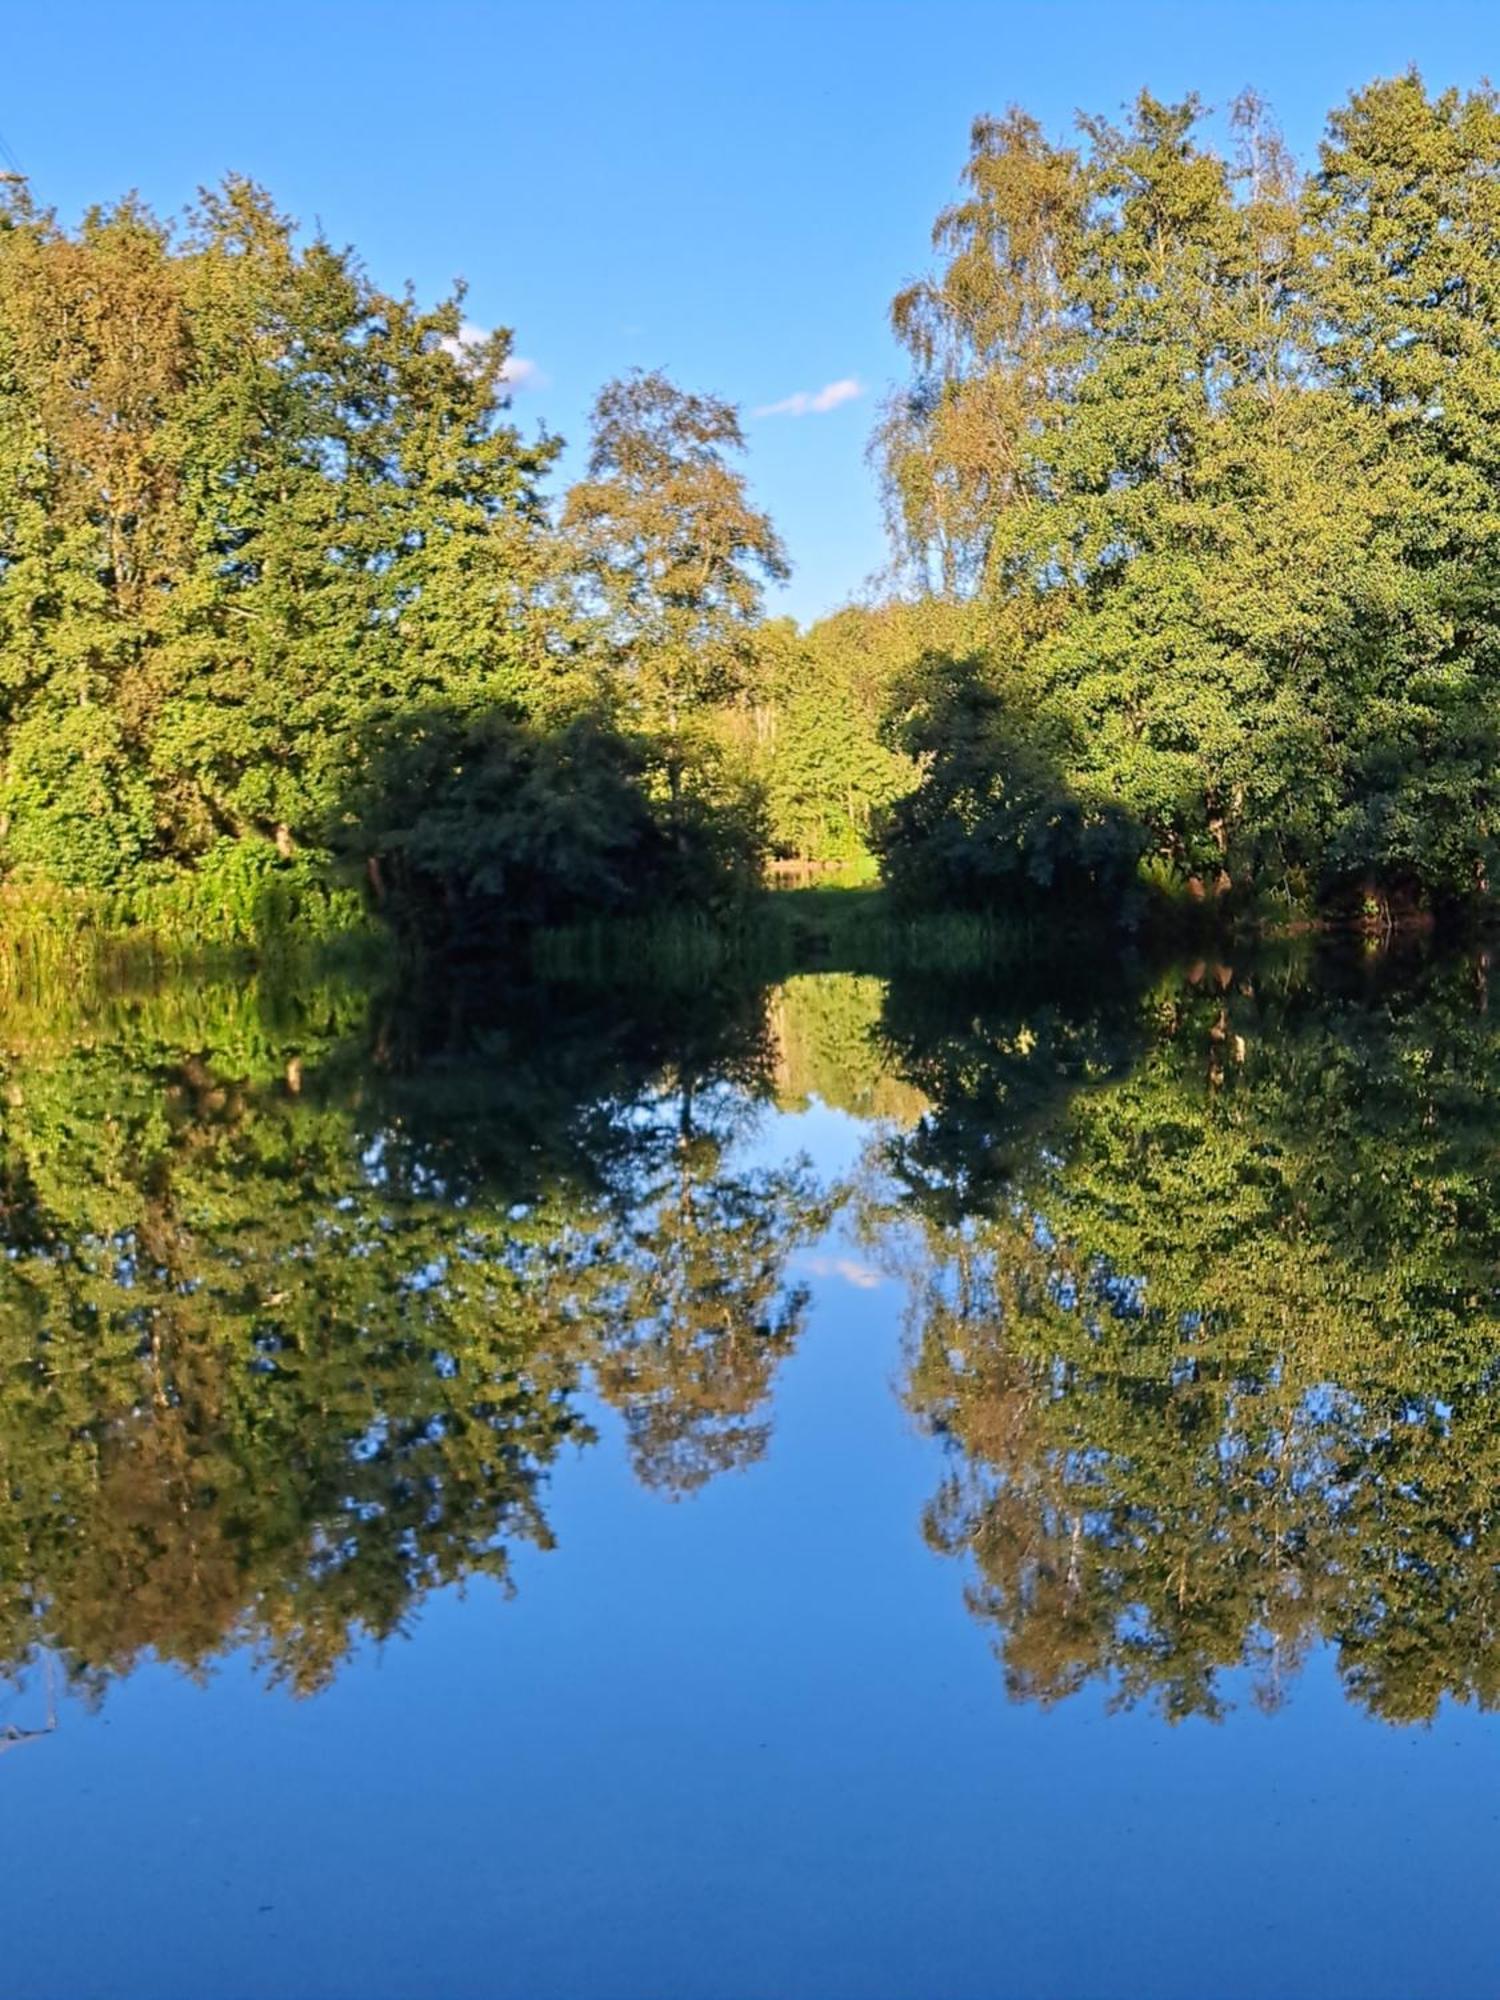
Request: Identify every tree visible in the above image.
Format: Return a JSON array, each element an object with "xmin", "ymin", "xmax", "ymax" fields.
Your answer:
[
  {"xmin": 874, "ymin": 79, "xmax": 1500, "ymax": 917},
  {"xmin": 878, "ymin": 108, "xmax": 1085, "ymax": 596},
  {"xmin": 876, "ymin": 647, "xmax": 1143, "ymax": 910},
  {"xmin": 1305, "ymin": 73, "xmax": 1500, "ymax": 906},
  {"xmin": 564, "ymin": 369, "xmax": 789, "ymax": 762},
  {"xmin": 731, "ymin": 607, "xmax": 919, "ymax": 867}
]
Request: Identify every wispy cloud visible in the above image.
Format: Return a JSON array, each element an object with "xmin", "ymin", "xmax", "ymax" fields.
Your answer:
[
  {"xmin": 754, "ymin": 376, "xmax": 863, "ymax": 419},
  {"xmin": 440, "ymin": 320, "xmax": 545, "ymax": 393}
]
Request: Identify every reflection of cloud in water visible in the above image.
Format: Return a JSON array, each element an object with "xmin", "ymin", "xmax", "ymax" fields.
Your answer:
[{"xmin": 799, "ymin": 1251, "xmax": 883, "ymax": 1291}]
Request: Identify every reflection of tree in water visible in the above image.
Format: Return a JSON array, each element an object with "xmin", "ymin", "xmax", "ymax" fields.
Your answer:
[
  {"xmin": 881, "ymin": 950, "xmax": 1500, "ymax": 1723},
  {"xmin": 593, "ymin": 1119, "xmax": 826, "ymax": 1495},
  {"xmin": 0, "ymin": 965, "xmax": 825, "ymax": 1705},
  {"xmin": 11, "ymin": 947, "xmax": 1498, "ymax": 1730},
  {"xmin": 769, "ymin": 973, "xmax": 929, "ymax": 1126}
]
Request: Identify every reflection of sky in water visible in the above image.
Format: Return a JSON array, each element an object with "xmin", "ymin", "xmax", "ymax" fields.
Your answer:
[
  {"xmin": 4, "ymin": 986, "xmax": 1500, "ymax": 2000},
  {"xmin": 738, "ymin": 1093, "xmax": 873, "ymax": 1183}
]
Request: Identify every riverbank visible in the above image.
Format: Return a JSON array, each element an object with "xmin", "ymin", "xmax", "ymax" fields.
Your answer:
[{"xmin": 0, "ymin": 870, "xmax": 1484, "ymax": 995}]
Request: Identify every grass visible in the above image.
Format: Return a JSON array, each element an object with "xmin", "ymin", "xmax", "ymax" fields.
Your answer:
[{"xmin": 0, "ymin": 881, "xmax": 390, "ymax": 1015}]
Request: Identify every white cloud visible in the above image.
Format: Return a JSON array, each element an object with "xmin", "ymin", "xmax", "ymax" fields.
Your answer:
[
  {"xmin": 499, "ymin": 354, "xmax": 542, "ymax": 392},
  {"xmin": 754, "ymin": 376, "xmax": 863, "ymax": 419},
  {"xmin": 440, "ymin": 320, "xmax": 545, "ymax": 392}
]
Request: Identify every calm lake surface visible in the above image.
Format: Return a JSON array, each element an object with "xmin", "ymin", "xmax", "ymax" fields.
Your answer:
[{"xmin": 3, "ymin": 944, "xmax": 1499, "ymax": 1999}]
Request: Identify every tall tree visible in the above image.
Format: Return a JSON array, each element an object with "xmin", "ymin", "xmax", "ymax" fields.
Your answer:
[
  {"xmin": 877, "ymin": 79, "xmax": 1500, "ymax": 916},
  {"xmin": 879, "ymin": 107, "xmax": 1085, "ymax": 595},
  {"xmin": 1305, "ymin": 73, "xmax": 1500, "ymax": 903},
  {"xmin": 563, "ymin": 369, "xmax": 788, "ymax": 764}
]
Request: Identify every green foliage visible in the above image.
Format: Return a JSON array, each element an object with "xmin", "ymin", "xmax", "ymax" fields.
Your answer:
[
  {"xmin": 564, "ymin": 368, "xmax": 789, "ymax": 736},
  {"xmin": 2, "ymin": 703, "xmax": 157, "ymax": 886},
  {"xmin": 0, "ymin": 187, "xmax": 775, "ymax": 935},
  {"xmin": 879, "ymin": 75, "xmax": 1500, "ymax": 919},
  {"xmin": 335, "ymin": 701, "xmax": 765, "ymax": 932},
  {"xmin": 876, "ymin": 651, "xmax": 1143, "ymax": 909},
  {"xmin": 739, "ymin": 612, "xmax": 917, "ymax": 866},
  {"xmin": 8, "ymin": 77, "xmax": 1500, "ymax": 941}
]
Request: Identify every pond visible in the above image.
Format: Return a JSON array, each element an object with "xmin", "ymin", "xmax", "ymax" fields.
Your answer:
[{"xmin": 2, "ymin": 944, "xmax": 1498, "ymax": 1999}]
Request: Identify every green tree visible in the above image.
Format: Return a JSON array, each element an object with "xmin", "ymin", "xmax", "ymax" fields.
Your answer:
[
  {"xmin": 878, "ymin": 107, "xmax": 1085, "ymax": 596},
  {"xmin": 564, "ymin": 368, "xmax": 788, "ymax": 761},
  {"xmin": 875, "ymin": 78, "xmax": 1500, "ymax": 918},
  {"xmin": 1305, "ymin": 73, "xmax": 1500, "ymax": 905},
  {"xmin": 734, "ymin": 608, "xmax": 919, "ymax": 867}
]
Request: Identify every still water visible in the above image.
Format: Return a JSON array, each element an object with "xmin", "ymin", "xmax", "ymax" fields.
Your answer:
[{"xmin": 2, "ymin": 946, "xmax": 1498, "ymax": 1999}]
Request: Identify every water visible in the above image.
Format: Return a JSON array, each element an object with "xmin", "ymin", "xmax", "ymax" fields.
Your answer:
[{"xmin": 2, "ymin": 945, "xmax": 1499, "ymax": 1998}]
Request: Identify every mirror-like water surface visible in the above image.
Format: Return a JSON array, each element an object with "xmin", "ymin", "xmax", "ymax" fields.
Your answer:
[{"xmin": 3, "ymin": 948, "xmax": 1499, "ymax": 1999}]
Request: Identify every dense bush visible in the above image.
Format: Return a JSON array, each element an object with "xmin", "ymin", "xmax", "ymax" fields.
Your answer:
[
  {"xmin": 334, "ymin": 703, "xmax": 766, "ymax": 934},
  {"xmin": 875, "ymin": 655, "xmax": 1144, "ymax": 911}
]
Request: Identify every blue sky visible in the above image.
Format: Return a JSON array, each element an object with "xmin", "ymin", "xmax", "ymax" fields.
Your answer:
[{"xmin": 5, "ymin": 0, "xmax": 1496, "ymax": 621}]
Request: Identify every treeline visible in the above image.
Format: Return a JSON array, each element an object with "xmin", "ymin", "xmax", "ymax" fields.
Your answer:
[{"xmin": 3, "ymin": 71, "xmax": 1500, "ymax": 935}]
